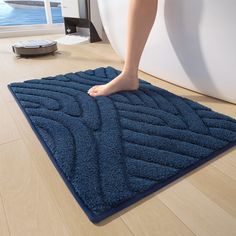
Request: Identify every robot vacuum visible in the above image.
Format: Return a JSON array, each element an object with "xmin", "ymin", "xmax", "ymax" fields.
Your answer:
[{"xmin": 12, "ymin": 40, "xmax": 58, "ymax": 57}]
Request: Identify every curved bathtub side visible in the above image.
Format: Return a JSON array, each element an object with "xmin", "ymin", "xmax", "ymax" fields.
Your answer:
[
  {"xmin": 97, "ymin": 0, "xmax": 128, "ymax": 57},
  {"xmin": 98, "ymin": 0, "xmax": 236, "ymax": 104}
]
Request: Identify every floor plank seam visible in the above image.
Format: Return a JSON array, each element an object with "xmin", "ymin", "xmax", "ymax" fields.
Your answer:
[
  {"xmin": 158, "ymin": 196, "xmax": 197, "ymax": 236},
  {"xmin": 187, "ymin": 167, "xmax": 236, "ymax": 219},
  {"xmin": 120, "ymin": 217, "xmax": 136, "ymax": 236},
  {"xmin": 0, "ymin": 192, "xmax": 12, "ymax": 236},
  {"xmin": 0, "ymin": 138, "xmax": 22, "ymax": 147},
  {"xmin": 211, "ymin": 163, "xmax": 236, "ymax": 182}
]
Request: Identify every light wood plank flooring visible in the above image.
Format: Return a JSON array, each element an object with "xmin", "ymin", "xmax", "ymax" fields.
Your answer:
[{"xmin": 0, "ymin": 34, "xmax": 235, "ymax": 236}]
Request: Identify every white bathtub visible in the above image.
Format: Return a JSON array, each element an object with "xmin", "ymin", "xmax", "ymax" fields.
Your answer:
[{"xmin": 97, "ymin": 0, "xmax": 236, "ymax": 104}]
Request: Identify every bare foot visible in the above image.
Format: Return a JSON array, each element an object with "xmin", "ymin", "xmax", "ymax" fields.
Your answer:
[{"xmin": 87, "ymin": 72, "xmax": 139, "ymax": 97}]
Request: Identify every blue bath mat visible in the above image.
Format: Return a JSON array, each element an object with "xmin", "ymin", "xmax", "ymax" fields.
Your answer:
[{"xmin": 8, "ymin": 66, "xmax": 236, "ymax": 223}]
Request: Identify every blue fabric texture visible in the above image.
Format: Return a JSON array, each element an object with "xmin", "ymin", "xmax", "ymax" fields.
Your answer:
[{"xmin": 8, "ymin": 66, "xmax": 236, "ymax": 223}]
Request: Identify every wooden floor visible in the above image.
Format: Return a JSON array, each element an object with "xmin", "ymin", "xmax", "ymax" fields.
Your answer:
[{"xmin": 0, "ymin": 34, "xmax": 236, "ymax": 236}]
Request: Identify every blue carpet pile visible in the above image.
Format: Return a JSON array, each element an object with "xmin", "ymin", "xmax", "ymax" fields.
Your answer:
[{"xmin": 8, "ymin": 66, "xmax": 236, "ymax": 223}]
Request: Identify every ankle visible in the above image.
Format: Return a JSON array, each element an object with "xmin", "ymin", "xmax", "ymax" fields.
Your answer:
[
  {"xmin": 121, "ymin": 70, "xmax": 138, "ymax": 79},
  {"xmin": 122, "ymin": 66, "xmax": 138, "ymax": 78}
]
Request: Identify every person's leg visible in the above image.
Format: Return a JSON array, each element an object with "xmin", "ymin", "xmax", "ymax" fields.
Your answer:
[{"xmin": 88, "ymin": 0, "xmax": 158, "ymax": 97}]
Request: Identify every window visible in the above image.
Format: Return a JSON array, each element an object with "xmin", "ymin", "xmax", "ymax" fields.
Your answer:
[
  {"xmin": 50, "ymin": 0, "xmax": 63, "ymax": 24},
  {"xmin": 0, "ymin": 0, "xmax": 63, "ymax": 26}
]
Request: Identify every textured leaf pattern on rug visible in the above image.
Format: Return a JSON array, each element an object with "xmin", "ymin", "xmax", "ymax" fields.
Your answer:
[{"xmin": 8, "ymin": 66, "xmax": 236, "ymax": 221}]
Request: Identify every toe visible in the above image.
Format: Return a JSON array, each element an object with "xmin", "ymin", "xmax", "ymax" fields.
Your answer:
[
  {"xmin": 88, "ymin": 85, "xmax": 98, "ymax": 94},
  {"xmin": 89, "ymin": 91, "xmax": 98, "ymax": 97}
]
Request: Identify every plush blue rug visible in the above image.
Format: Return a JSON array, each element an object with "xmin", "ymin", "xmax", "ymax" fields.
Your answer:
[{"xmin": 8, "ymin": 66, "xmax": 236, "ymax": 223}]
